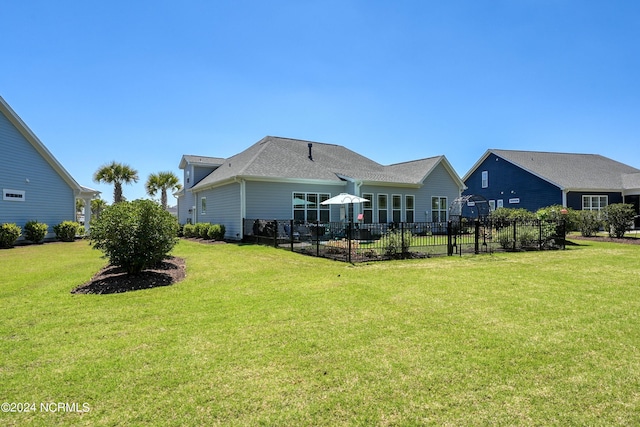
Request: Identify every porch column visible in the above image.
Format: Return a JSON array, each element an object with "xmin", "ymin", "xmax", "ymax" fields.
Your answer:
[{"xmin": 82, "ymin": 196, "xmax": 93, "ymax": 233}]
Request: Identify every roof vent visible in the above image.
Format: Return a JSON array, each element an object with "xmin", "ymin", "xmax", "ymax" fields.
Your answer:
[{"xmin": 308, "ymin": 143, "xmax": 313, "ymax": 161}]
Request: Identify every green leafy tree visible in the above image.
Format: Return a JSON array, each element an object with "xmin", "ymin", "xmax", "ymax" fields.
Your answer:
[
  {"xmin": 145, "ymin": 171, "xmax": 182, "ymax": 210},
  {"xmin": 93, "ymin": 161, "xmax": 139, "ymax": 204},
  {"xmin": 90, "ymin": 199, "xmax": 179, "ymax": 275},
  {"xmin": 602, "ymin": 203, "xmax": 635, "ymax": 238}
]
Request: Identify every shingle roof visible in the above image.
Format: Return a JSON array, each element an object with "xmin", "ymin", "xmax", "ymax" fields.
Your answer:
[
  {"xmin": 179, "ymin": 155, "xmax": 225, "ymax": 168},
  {"xmin": 489, "ymin": 149, "xmax": 640, "ymax": 190},
  {"xmin": 190, "ymin": 136, "xmax": 458, "ymax": 190}
]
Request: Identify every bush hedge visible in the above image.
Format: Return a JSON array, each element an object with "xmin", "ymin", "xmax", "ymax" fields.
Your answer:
[
  {"xmin": 90, "ymin": 199, "xmax": 179, "ymax": 275},
  {"xmin": 0, "ymin": 223, "xmax": 22, "ymax": 248},
  {"xmin": 54, "ymin": 221, "xmax": 83, "ymax": 242},
  {"xmin": 24, "ymin": 220, "xmax": 48, "ymax": 243}
]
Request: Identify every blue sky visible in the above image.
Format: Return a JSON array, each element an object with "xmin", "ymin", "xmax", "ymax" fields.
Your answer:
[{"xmin": 2, "ymin": 1, "xmax": 639, "ymax": 203}]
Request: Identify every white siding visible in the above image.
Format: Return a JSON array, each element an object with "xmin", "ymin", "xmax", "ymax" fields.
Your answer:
[{"xmin": 0, "ymin": 110, "xmax": 75, "ymax": 237}]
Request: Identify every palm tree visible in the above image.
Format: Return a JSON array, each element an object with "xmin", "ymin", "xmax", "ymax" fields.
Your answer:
[
  {"xmin": 91, "ymin": 198, "xmax": 108, "ymax": 220},
  {"xmin": 145, "ymin": 171, "xmax": 182, "ymax": 210},
  {"xmin": 93, "ymin": 161, "xmax": 139, "ymax": 203}
]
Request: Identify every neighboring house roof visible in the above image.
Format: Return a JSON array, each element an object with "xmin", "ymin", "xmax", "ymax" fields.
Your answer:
[
  {"xmin": 464, "ymin": 149, "xmax": 640, "ymax": 191},
  {"xmin": 179, "ymin": 155, "xmax": 226, "ymax": 169},
  {"xmin": 622, "ymin": 173, "xmax": 640, "ymax": 193},
  {"xmin": 190, "ymin": 136, "xmax": 465, "ymax": 191},
  {"xmin": 0, "ymin": 96, "xmax": 98, "ymax": 199}
]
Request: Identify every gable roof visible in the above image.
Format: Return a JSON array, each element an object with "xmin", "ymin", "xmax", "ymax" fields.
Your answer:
[
  {"xmin": 463, "ymin": 149, "xmax": 640, "ymax": 191},
  {"xmin": 179, "ymin": 155, "xmax": 226, "ymax": 169},
  {"xmin": 0, "ymin": 96, "xmax": 98, "ymax": 198},
  {"xmin": 190, "ymin": 136, "xmax": 465, "ymax": 191}
]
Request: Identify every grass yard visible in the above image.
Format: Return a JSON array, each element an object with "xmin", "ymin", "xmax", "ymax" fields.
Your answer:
[{"xmin": 1, "ymin": 238, "xmax": 639, "ymax": 426}]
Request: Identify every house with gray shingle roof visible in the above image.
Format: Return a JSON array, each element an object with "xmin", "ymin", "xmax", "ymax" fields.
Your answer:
[
  {"xmin": 462, "ymin": 149, "xmax": 640, "ymax": 224},
  {"xmin": 176, "ymin": 136, "xmax": 465, "ymax": 240}
]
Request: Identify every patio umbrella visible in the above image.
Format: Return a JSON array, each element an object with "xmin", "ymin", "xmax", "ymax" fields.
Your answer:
[
  {"xmin": 320, "ymin": 193, "xmax": 369, "ymax": 205},
  {"xmin": 293, "ymin": 197, "xmax": 313, "ymax": 205}
]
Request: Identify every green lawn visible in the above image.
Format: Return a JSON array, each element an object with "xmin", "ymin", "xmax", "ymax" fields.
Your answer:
[{"xmin": 1, "ymin": 239, "xmax": 639, "ymax": 426}]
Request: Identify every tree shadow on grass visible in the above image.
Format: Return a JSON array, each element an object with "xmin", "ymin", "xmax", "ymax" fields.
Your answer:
[{"xmin": 71, "ymin": 257, "xmax": 186, "ymax": 294}]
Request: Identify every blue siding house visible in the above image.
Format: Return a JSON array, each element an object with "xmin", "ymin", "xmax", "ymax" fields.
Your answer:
[
  {"xmin": 0, "ymin": 96, "xmax": 98, "ymax": 239},
  {"xmin": 177, "ymin": 136, "xmax": 465, "ymax": 240},
  {"xmin": 463, "ymin": 149, "xmax": 640, "ymax": 219}
]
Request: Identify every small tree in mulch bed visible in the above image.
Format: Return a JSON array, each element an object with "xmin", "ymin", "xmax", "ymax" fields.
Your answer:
[{"xmin": 90, "ymin": 199, "xmax": 179, "ymax": 275}]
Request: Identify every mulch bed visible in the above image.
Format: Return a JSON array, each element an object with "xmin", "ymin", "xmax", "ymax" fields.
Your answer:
[
  {"xmin": 568, "ymin": 235, "xmax": 640, "ymax": 245},
  {"xmin": 71, "ymin": 256, "xmax": 186, "ymax": 295}
]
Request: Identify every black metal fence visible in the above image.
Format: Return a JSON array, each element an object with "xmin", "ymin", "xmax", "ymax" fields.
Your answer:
[{"xmin": 243, "ymin": 218, "xmax": 566, "ymax": 263}]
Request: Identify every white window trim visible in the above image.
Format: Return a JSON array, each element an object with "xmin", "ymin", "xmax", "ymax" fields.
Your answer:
[
  {"xmin": 200, "ymin": 197, "xmax": 206, "ymax": 214},
  {"xmin": 392, "ymin": 194, "xmax": 402, "ymax": 222},
  {"xmin": 377, "ymin": 194, "xmax": 388, "ymax": 223},
  {"xmin": 481, "ymin": 171, "xmax": 488, "ymax": 188},
  {"xmin": 582, "ymin": 195, "xmax": 608, "ymax": 211},
  {"xmin": 3, "ymin": 189, "xmax": 25, "ymax": 202},
  {"xmin": 405, "ymin": 195, "xmax": 415, "ymax": 222}
]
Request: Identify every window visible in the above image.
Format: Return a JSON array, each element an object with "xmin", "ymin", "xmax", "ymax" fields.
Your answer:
[
  {"xmin": 405, "ymin": 195, "xmax": 415, "ymax": 223},
  {"xmin": 489, "ymin": 200, "xmax": 496, "ymax": 211},
  {"xmin": 481, "ymin": 171, "xmax": 489, "ymax": 188},
  {"xmin": 3, "ymin": 189, "xmax": 25, "ymax": 202},
  {"xmin": 583, "ymin": 195, "xmax": 608, "ymax": 212},
  {"xmin": 378, "ymin": 194, "xmax": 388, "ymax": 223},
  {"xmin": 497, "ymin": 199, "xmax": 504, "ymax": 208},
  {"xmin": 392, "ymin": 195, "xmax": 402, "ymax": 223},
  {"xmin": 362, "ymin": 193, "xmax": 373, "ymax": 224},
  {"xmin": 200, "ymin": 197, "xmax": 206, "ymax": 214},
  {"xmin": 431, "ymin": 197, "xmax": 447, "ymax": 222},
  {"xmin": 293, "ymin": 192, "xmax": 330, "ymax": 222}
]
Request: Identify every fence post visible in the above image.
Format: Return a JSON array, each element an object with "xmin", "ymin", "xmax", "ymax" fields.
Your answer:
[
  {"xmin": 347, "ymin": 221, "xmax": 352, "ymax": 263},
  {"xmin": 560, "ymin": 219, "xmax": 566, "ymax": 250},
  {"xmin": 512, "ymin": 220, "xmax": 517, "ymax": 251},
  {"xmin": 316, "ymin": 220, "xmax": 320, "ymax": 257},
  {"xmin": 290, "ymin": 219, "xmax": 294, "ymax": 251},
  {"xmin": 474, "ymin": 219, "xmax": 480, "ymax": 254},
  {"xmin": 274, "ymin": 220, "xmax": 278, "ymax": 248},
  {"xmin": 539, "ymin": 220, "xmax": 543, "ymax": 250},
  {"xmin": 401, "ymin": 222, "xmax": 406, "ymax": 258},
  {"xmin": 447, "ymin": 220, "xmax": 453, "ymax": 256}
]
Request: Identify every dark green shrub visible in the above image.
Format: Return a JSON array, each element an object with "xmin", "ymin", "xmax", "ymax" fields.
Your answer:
[
  {"xmin": 54, "ymin": 221, "xmax": 83, "ymax": 242},
  {"xmin": 602, "ymin": 203, "xmax": 635, "ymax": 238},
  {"xmin": 578, "ymin": 210, "xmax": 602, "ymax": 237},
  {"xmin": 90, "ymin": 199, "xmax": 179, "ymax": 275},
  {"xmin": 24, "ymin": 220, "xmax": 48, "ymax": 243},
  {"xmin": 194, "ymin": 222, "xmax": 210, "ymax": 239},
  {"xmin": 536, "ymin": 205, "xmax": 578, "ymax": 231},
  {"xmin": 183, "ymin": 223, "xmax": 196, "ymax": 238},
  {"xmin": 206, "ymin": 224, "xmax": 225, "ymax": 240},
  {"xmin": 0, "ymin": 223, "xmax": 21, "ymax": 248}
]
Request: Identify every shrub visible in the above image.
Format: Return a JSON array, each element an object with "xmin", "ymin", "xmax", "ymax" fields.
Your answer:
[
  {"xmin": 183, "ymin": 223, "xmax": 196, "ymax": 238},
  {"xmin": 194, "ymin": 222, "xmax": 210, "ymax": 239},
  {"xmin": 490, "ymin": 207, "xmax": 537, "ymax": 226},
  {"xmin": 578, "ymin": 210, "xmax": 602, "ymax": 237},
  {"xmin": 207, "ymin": 224, "xmax": 226, "ymax": 241},
  {"xmin": 382, "ymin": 230, "xmax": 413, "ymax": 259},
  {"xmin": 518, "ymin": 226, "xmax": 538, "ymax": 248},
  {"xmin": 90, "ymin": 199, "xmax": 179, "ymax": 275},
  {"xmin": 0, "ymin": 223, "xmax": 21, "ymax": 248},
  {"xmin": 602, "ymin": 203, "xmax": 635, "ymax": 238},
  {"xmin": 536, "ymin": 205, "xmax": 578, "ymax": 231},
  {"xmin": 54, "ymin": 221, "xmax": 83, "ymax": 242},
  {"xmin": 24, "ymin": 220, "xmax": 48, "ymax": 243}
]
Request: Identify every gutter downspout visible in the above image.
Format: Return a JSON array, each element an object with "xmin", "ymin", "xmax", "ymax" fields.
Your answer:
[{"xmin": 237, "ymin": 178, "xmax": 246, "ymax": 240}]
